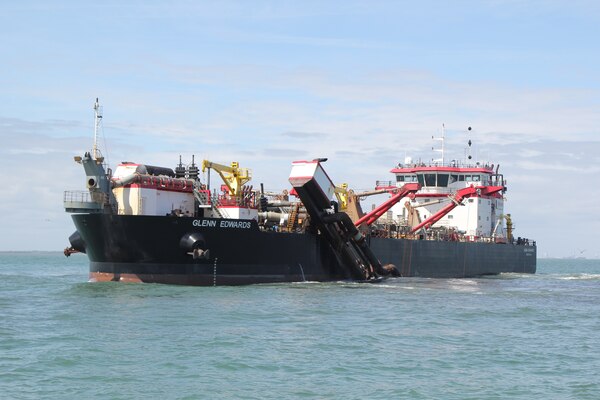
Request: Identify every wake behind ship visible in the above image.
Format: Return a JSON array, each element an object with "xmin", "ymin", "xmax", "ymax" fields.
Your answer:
[{"xmin": 64, "ymin": 100, "xmax": 536, "ymax": 285}]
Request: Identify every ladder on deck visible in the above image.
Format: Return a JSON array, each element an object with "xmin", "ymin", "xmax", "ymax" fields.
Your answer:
[
  {"xmin": 194, "ymin": 186, "xmax": 223, "ymax": 218},
  {"xmin": 287, "ymin": 203, "xmax": 300, "ymax": 232}
]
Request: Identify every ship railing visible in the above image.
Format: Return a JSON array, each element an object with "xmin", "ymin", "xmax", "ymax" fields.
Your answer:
[
  {"xmin": 63, "ymin": 190, "xmax": 108, "ymax": 204},
  {"xmin": 63, "ymin": 190, "xmax": 107, "ymax": 212},
  {"xmin": 368, "ymin": 225, "xmax": 536, "ymax": 246},
  {"xmin": 215, "ymin": 194, "xmax": 257, "ymax": 209},
  {"xmin": 396, "ymin": 161, "xmax": 496, "ymax": 170},
  {"xmin": 418, "ymin": 186, "xmax": 453, "ymax": 194},
  {"xmin": 64, "ymin": 190, "xmax": 90, "ymax": 203},
  {"xmin": 375, "ymin": 180, "xmax": 395, "ymax": 189},
  {"xmin": 514, "ymin": 237, "xmax": 536, "ymax": 246},
  {"xmin": 368, "ymin": 226, "xmax": 529, "ymax": 245}
]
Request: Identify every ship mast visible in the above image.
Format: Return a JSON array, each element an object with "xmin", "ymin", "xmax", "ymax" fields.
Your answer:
[
  {"xmin": 432, "ymin": 123, "xmax": 445, "ymax": 165},
  {"xmin": 93, "ymin": 98, "xmax": 103, "ymax": 160}
]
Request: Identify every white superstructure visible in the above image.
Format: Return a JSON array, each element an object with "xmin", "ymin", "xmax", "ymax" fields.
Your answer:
[
  {"xmin": 111, "ymin": 163, "xmax": 196, "ymax": 216},
  {"xmin": 377, "ymin": 163, "xmax": 507, "ymax": 239}
]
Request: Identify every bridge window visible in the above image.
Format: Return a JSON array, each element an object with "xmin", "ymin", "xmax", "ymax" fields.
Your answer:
[
  {"xmin": 397, "ymin": 175, "xmax": 417, "ymax": 182},
  {"xmin": 437, "ymin": 174, "xmax": 449, "ymax": 187},
  {"xmin": 449, "ymin": 174, "xmax": 458, "ymax": 184},
  {"xmin": 458, "ymin": 175, "xmax": 465, "ymax": 181},
  {"xmin": 417, "ymin": 174, "xmax": 425, "ymax": 186},
  {"xmin": 472, "ymin": 175, "xmax": 481, "ymax": 182},
  {"xmin": 424, "ymin": 174, "xmax": 436, "ymax": 187}
]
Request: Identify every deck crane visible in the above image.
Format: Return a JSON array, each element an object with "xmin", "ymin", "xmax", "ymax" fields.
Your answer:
[
  {"xmin": 353, "ymin": 183, "xmax": 421, "ymax": 227},
  {"xmin": 201, "ymin": 160, "xmax": 252, "ymax": 199},
  {"xmin": 333, "ymin": 183, "xmax": 350, "ymax": 211},
  {"xmin": 492, "ymin": 214, "xmax": 513, "ymax": 243},
  {"xmin": 410, "ymin": 185, "xmax": 504, "ymax": 233}
]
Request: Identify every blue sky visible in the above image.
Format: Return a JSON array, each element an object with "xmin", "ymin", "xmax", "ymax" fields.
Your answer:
[{"xmin": 1, "ymin": 1, "xmax": 599, "ymax": 257}]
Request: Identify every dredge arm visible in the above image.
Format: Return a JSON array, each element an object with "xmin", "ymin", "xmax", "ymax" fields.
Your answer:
[
  {"xmin": 289, "ymin": 160, "xmax": 394, "ymax": 281},
  {"xmin": 410, "ymin": 185, "xmax": 504, "ymax": 233},
  {"xmin": 354, "ymin": 183, "xmax": 421, "ymax": 227}
]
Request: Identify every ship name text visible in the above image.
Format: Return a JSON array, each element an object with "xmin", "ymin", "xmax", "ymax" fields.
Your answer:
[{"xmin": 192, "ymin": 219, "xmax": 252, "ymax": 229}]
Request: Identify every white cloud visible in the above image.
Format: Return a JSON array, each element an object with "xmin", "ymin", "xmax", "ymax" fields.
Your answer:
[
  {"xmin": 3, "ymin": 0, "xmax": 600, "ymax": 259},
  {"xmin": 515, "ymin": 160, "xmax": 600, "ymax": 173}
]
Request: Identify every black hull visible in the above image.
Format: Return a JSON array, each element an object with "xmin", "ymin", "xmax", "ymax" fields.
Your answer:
[
  {"xmin": 370, "ymin": 236, "xmax": 536, "ymax": 278},
  {"xmin": 71, "ymin": 214, "xmax": 536, "ymax": 286}
]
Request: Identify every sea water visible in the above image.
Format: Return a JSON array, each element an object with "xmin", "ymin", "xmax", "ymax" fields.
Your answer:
[{"xmin": 1, "ymin": 253, "xmax": 599, "ymax": 399}]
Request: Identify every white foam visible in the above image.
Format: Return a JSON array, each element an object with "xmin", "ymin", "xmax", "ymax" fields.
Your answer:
[{"xmin": 558, "ymin": 274, "xmax": 600, "ymax": 280}]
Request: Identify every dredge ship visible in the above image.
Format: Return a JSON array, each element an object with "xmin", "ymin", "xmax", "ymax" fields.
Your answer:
[{"xmin": 63, "ymin": 100, "xmax": 536, "ymax": 285}]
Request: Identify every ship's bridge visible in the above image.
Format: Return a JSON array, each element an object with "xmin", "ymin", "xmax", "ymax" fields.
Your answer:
[
  {"xmin": 377, "ymin": 163, "xmax": 503, "ymax": 194},
  {"xmin": 373, "ymin": 162, "xmax": 507, "ymax": 238}
]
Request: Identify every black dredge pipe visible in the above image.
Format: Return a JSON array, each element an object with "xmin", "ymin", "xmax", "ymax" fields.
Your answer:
[
  {"xmin": 322, "ymin": 212, "xmax": 386, "ymax": 278},
  {"xmin": 293, "ymin": 184, "xmax": 390, "ymax": 281},
  {"xmin": 298, "ymin": 185, "xmax": 369, "ymax": 280}
]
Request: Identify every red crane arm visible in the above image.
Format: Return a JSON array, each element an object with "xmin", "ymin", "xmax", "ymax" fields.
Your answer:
[
  {"xmin": 354, "ymin": 183, "xmax": 421, "ymax": 226},
  {"xmin": 409, "ymin": 185, "xmax": 504, "ymax": 233}
]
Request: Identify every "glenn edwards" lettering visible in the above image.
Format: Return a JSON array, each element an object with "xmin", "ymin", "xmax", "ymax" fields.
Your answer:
[{"xmin": 192, "ymin": 219, "xmax": 252, "ymax": 229}]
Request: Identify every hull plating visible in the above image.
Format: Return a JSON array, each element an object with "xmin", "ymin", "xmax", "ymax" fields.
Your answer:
[{"xmin": 73, "ymin": 214, "xmax": 536, "ymax": 286}]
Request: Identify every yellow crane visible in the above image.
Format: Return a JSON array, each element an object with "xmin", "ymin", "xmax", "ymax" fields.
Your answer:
[
  {"xmin": 201, "ymin": 160, "xmax": 252, "ymax": 199},
  {"xmin": 334, "ymin": 183, "xmax": 350, "ymax": 211}
]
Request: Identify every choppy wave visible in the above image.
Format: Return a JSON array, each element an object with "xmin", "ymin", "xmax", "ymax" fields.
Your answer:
[
  {"xmin": 2, "ymin": 255, "xmax": 600, "ymax": 400},
  {"xmin": 557, "ymin": 273, "xmax": 600, "ymax": 280}
]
